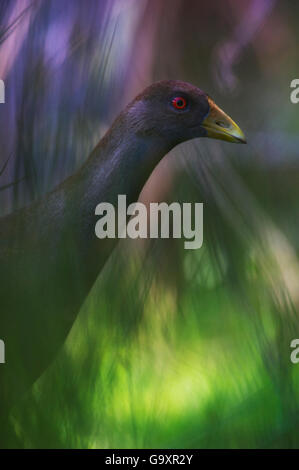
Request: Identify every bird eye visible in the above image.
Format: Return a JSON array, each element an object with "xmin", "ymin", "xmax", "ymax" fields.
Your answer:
[{"xmin": 172, "ymin": 97, "xmax": 187, "ymax": 110}]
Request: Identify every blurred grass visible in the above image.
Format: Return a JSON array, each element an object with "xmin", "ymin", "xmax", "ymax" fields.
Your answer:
[{"xmin": 10, "ymin": 193, "xmax": 299, "ymax": 448}]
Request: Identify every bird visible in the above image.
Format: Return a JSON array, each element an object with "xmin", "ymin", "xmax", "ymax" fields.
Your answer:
[{"xmin": 0, "ymin": 80, "xmax": 245, "ymax": 431}]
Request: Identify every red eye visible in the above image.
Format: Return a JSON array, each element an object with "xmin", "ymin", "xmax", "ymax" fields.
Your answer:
[{"xmin": 172, "ymin": 96, "xmax": 187, "ymax": 110}]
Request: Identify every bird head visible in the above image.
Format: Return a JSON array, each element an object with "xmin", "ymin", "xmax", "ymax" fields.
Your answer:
[{"xmin": 127, "ymin": 80, "xmax": 246, "ymax": 146}]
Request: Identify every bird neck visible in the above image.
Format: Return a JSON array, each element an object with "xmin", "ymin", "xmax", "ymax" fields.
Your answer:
[
  {"xmin": 58, "ymin": 113, "xmax": 172, "ymax": 286},
  {"xmin": 74, "ymin": 114, "xmax": 172, "ymax": 214}
]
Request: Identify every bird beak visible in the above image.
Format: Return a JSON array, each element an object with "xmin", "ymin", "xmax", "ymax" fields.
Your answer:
[{"xmin": 201, "ymin": 97, "xmax": 246, "ymax": 144}]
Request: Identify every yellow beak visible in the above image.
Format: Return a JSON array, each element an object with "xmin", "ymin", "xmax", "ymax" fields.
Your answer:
[{"xmin": 201, "ymin": 97, "xmax": 246, "ymax": 144}]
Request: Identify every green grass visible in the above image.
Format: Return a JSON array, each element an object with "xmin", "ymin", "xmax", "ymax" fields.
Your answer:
[{"xmin": 11, "ymin": 236, "xmax": 299, "ymax": 449}]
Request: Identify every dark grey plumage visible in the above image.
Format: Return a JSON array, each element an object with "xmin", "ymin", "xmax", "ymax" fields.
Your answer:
[{"xmin": 0, "ymin": 80, "xmax": 245, "ymax": 422}]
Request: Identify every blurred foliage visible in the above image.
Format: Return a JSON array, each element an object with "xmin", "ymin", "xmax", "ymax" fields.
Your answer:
[{"xmin": 1, "ymin": 0, "xmax": 299, "ymax": 448}]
